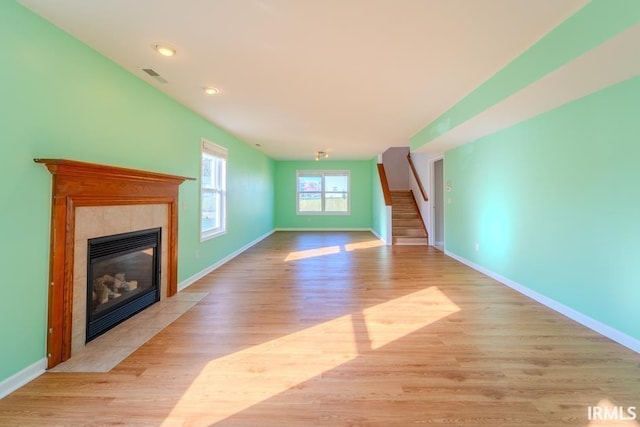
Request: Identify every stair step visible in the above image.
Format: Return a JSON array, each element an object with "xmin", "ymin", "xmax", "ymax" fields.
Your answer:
[
  {"xmin": 391, "ymin": 192, "xmax": 414, "ymax": 204},
  {"xmin": 393, "ymin": 236, "xmax": 429, "ymax": 246},
  {"xmin": 393, "ymin": 227, "xmax": 427, "ymax": 237},
  {"xmin": 394, "ymin": 215, "xmax": 419, "ymax": 222},
  {"xmin": 393, "ymin": 219, "xmax": 423, "ymax": 227},
  {"xmin": 393, "ymin": 215, "xmax": 419, "ymax": 222},
  {"xmin": 392, "ymin": 210, "xmax": 420, "ymax": 218}
]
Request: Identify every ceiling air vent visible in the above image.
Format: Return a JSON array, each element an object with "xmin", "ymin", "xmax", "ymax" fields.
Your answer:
[{"xmin": 142, "ymin": 68, "xmax": 168, "ymax": 84}]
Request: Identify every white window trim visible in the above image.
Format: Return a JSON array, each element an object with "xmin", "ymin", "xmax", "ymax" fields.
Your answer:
[
  {"xmin": 296, "ymin": 170, "xmax": 350, "ymax": 215},
  {"xmin": 200, "ymin": 138, "xmax": 228, "ymax": 241}
]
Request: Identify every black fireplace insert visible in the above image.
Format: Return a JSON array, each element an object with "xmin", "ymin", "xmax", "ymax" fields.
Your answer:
[{"xmin": 86, "ymin": 227, "xmax": 161, "ymax": 342}]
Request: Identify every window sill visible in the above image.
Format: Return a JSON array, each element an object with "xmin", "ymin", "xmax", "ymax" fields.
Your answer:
[
  {"xmin": 296, "ymin": 212, "xmax": 351, "ymax": 216},
  {"xmin": 200, "ymin": 229, "xmax": 227, "ymax": 242}
]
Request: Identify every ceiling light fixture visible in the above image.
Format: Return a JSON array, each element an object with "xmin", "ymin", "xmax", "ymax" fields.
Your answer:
[
  {"xmin": 154, "ymin": 43, "xmax": 176, "ymax": 57},
  {"xmin": 315, "ymin": 151, "xmax": 329, "ymax": 161},
  {"xmin": 204, "ymin": 87, "xmax": 220, "ymax": 95}
]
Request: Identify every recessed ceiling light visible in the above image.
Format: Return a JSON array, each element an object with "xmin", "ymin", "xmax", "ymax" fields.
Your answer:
[
  {"xmin": 204, "ymin": 87, "xmax": 220, "ymax": 95},
  {"xmin": 154, "ymin": 43, "xmax": 176, "ymax": 57}
]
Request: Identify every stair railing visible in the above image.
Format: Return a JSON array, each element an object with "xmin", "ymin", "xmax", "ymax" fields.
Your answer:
[
  {"xmin": 377, "ymin": 163, "xmax": 392, "ymax": 206},
  {"xmin": 407, "ymin": 153, "xmax": 428, "ymax": 202}
]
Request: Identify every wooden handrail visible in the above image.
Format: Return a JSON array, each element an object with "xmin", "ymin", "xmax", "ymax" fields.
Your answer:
[
  {"xmin": 407, "ymin": 154, "xmax": 428, "ymax": 202},
  {"xmin": 377, "ymin": 163, "xmax": 392, "ymax": 206}
]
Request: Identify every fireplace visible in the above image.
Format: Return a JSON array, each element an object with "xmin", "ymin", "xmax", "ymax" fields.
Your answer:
[
  {"xmin": 87, "ymin": 228, "xmax": 161, "ymax": 342},
  {"xmin": 36, "ymin": 159, "xmax": 194, "ymax": 368}
]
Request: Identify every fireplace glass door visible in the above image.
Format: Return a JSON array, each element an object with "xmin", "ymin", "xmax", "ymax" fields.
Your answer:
[{"xmin": 87, "ymin": 227, "xmax": 161, "ymax": 342}]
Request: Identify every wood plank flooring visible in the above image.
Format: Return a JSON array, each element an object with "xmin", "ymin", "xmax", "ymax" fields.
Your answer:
[{"xmin": 1, "ymin": 231, "xmax": 639, "ymax": 426}]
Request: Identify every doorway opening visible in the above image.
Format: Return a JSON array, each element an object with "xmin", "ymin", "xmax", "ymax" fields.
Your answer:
[{"xmin": 433, "ymin": 158, "xmax": 444, "ymax": 251}]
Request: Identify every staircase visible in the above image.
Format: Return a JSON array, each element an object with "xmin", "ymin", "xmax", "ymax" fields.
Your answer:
[{"xmin": 391, "ymin": 191, "xmax": 428, "ymax": 245}]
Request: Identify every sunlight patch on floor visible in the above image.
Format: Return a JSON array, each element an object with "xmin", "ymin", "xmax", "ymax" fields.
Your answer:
[
  {"xmin": 285, "ymin": 239, "xmax": 384, "ymax": 261},
  {"xmin": 161, "ymin": 286, "xmax": 459, "ymax": 425},
  {"xmin": 363, "ymin": 286, "xmax": 460, "ymax": 350},
  {"xmin": 284, "ymin": 245, "xmax": 341, "ymax": 261},
  {"xmin": 344, "ymin": 239, "xmax": 385, "ymax": 251}
]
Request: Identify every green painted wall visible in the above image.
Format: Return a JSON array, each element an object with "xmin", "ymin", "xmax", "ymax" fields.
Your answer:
[
  {"xmin": 445, "ymin": 74, "xmax": 640, "ymax": 339},
  {"xmin": 0, "ymin": 1, "xmax": 274, "ymax": 383},
  {"xmin": 411, "ymin": 0, "xmax": 640, "ymax": 150},
  {"xmin": 274, "ymin": 160, "xmax": 372, "ymax": 229},
  {"xmin": 370, "ymin": 156, "xmax": 388, "ymax": 241}
]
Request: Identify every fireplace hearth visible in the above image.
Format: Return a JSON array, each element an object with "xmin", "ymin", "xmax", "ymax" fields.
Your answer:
[{"xmin": 87, "ymin": 228, "xmax": 161, "ymax": 342}]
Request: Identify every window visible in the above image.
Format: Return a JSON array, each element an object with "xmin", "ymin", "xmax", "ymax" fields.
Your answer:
[
  {"xmin": 200, "ymin": 139, "xmax": 227, "ymax": 240},
  {"xmin": 297, "ymin": 170, "xmax": 349, "ymax": 214}
]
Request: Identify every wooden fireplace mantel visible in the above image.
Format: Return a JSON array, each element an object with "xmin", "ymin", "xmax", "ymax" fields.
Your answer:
[{"xmin": 35, "ymin": 159, "xmax": 194, "ymax": 368}]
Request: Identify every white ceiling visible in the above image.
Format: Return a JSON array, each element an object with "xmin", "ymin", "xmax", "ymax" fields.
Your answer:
[{"xmin": 20, "ymin": 0, "xmax": 587, "ymax": 160}]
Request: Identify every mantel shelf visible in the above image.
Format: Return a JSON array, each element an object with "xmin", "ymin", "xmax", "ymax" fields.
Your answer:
[{"xmin": 34, "ymin": 158, "xmax": 195, "ymax": 184}]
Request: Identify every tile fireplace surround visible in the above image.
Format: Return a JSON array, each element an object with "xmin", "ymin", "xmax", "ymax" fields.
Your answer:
[
  {"xmin": 72, "ymin": 204, "xmax": 168, "ymax": 354},
  {"xmin": 35, "ymin": 159, "xmax": 193, "ymax": 369}
]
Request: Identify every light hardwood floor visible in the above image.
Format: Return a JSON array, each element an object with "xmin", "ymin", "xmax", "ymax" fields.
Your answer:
[{"xmin": 1, "ymin": 231, "xmax": 639, "ymax": 426}]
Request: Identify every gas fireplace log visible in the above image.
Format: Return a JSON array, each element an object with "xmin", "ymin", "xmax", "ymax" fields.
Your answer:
[
  {"xmin": 93, "ymin": 273, "xmax": 138, "ymax": 308},
  {"xmin": 114, "ymin": 273, "xmax": 138, "ymax": 292},
  {"xmin": 93, "ymin": 275, "xmax": 121, "ymax": 304}
]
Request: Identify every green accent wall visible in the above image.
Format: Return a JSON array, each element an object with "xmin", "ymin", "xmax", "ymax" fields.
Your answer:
[
  {"xmin": 411, "ymin": 0, "xmax": 640, "ymax": 150},
  {"xmin": 274, "ymin": 160, "xmax": 372, "ymax": 229},
  {"xmin": 0, "ymin": 1, "xmax": 274, "ymax": 383},
  {"xmin": 445, "ymin": 74, "xmax": 640, "ymax": 339}
]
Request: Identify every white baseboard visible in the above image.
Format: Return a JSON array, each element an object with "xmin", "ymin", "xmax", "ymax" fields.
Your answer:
[
  {"xmin": 445, "ymin": 250, "xmax": 640, "ymax": 354},
  {"xmin": 369, "ymin": 228, "xmax": 387, "ymax": 245},
  {"xmin": 0, "ymin": 357, "xmax": 47, "ymax": 399},
  {"xmin": 178, "ymin": 229, "xmax": 275, "ymax": 292}
]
